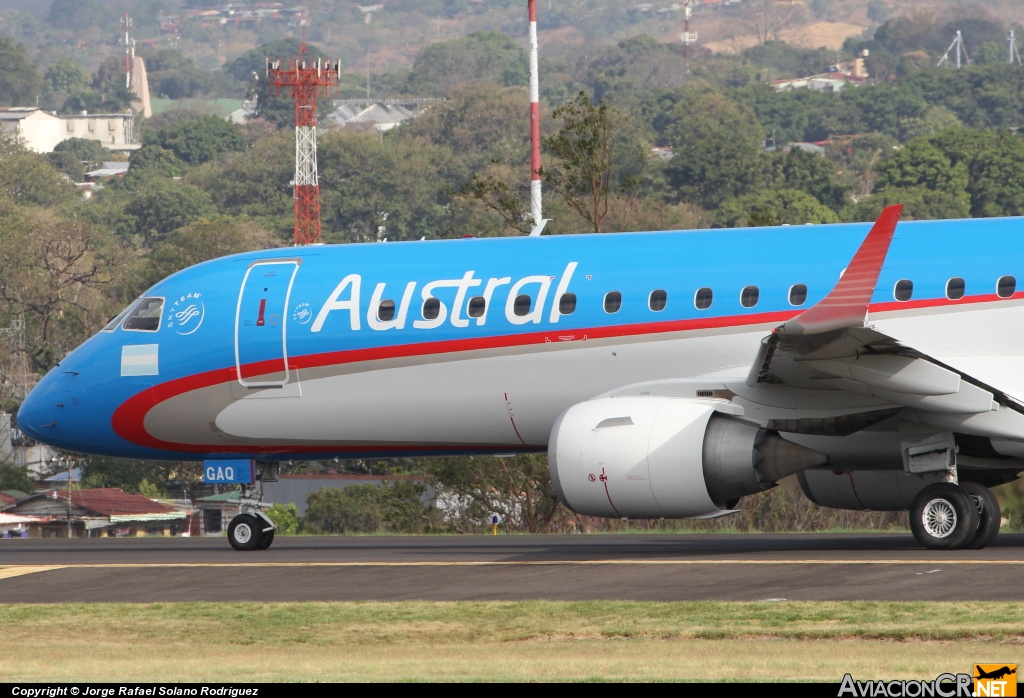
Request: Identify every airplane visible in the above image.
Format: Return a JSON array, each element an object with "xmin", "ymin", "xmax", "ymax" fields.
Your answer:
[
  {"xmin": 975, "ymin": 666, "xmax": 1016, "ymax": 681},
  {"xmin": 16, "ymin": 204, "xmax": 1024, "ymax": 551}
]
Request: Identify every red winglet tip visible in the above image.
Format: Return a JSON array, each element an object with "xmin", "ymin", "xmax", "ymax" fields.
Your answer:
[{"xmin": 782, "ymin": 203, "xmax": 903, "ymax": 335}]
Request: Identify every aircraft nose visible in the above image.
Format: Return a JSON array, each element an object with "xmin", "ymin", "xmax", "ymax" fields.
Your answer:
[{"xmin": 17, "ymin": 379, "xmax": 58, "ymax": 441}]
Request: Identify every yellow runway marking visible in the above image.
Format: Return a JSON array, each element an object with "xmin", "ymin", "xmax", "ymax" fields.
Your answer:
[
  {"xmin": 0, "ymin": 566, "xmax": 65, "ymax": 579},
  {"xmin": 0, "ymin": 559, "xmax": 1022, "ymax": 572}
]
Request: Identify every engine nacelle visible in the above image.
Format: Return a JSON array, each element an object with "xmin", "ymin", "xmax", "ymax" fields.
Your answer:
[
  {"xmin": 549, "ymin": 396, "xmax": 826, "ymax": 518},
  {"xmin": 797, "ymin": 468, "xmax": 949, "ymax": 511}
]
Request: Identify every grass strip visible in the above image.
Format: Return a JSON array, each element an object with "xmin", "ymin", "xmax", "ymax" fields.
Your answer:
[{"xmin": 2, "ymin": 601, "xmax": 1022, "ymax": 681}]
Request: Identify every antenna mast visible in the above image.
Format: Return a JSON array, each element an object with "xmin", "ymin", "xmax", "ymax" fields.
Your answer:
[
  {"xmin": 937, "ymin": 30, "xmax": 970, "ymax": 68},
  {"xmin": 121, "ymin": 13, "xmax": 134, "ymax": 90},
  {"xmin": 680, "ymin": 0, "xmax": 698, "ymax": 61},
  {"xmin": 267, "ymin": 41, "xmax": 341, "ymax": 246},
  {"xmin": 528, "ymin": 0, "xmax": 542, "ymax": 230},
  {"xmin": 1010, "ymin": 30, "xmax": 1022, "ymax": 65}
]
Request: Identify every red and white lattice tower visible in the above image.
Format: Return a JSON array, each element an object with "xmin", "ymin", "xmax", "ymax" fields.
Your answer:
[{"xmin": 266, "ymin": 44, "xmax": 340, "ymax": 246}]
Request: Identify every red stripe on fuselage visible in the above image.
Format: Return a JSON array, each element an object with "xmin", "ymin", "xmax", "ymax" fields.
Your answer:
[{"xmin": 110, "ymin": 292, "xmax": 1021, "ymax": 454}]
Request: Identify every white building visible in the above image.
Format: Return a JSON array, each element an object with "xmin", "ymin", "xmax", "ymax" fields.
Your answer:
[{"xmin": 0, "ymin": 108, "xmax": 140, "ymax": 153}]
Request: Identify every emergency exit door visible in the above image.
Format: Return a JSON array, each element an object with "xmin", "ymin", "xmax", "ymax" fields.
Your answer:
[{"xmin": 235, "ymin": 260, "xmax": 300, "ymax": 387}]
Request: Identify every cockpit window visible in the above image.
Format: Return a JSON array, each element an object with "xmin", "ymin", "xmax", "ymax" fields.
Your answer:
[
  {"xmin": 122, "ymin": 297, "xmax": 164, "ymax": 332},
  {"xmin": 102, "ymin": 301, "xmax": 138, "ymax": 331}
]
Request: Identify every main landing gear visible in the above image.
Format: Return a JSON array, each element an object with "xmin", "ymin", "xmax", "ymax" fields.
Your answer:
[
  {"xmin": 909, "ymin": 482, "xmax": 1001, "ymax": 550},
  {"xmin": 227, "ymin": 462, "xmax": 279, "ymax": 551}
]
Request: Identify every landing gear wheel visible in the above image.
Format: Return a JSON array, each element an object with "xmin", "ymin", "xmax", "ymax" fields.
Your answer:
[
  {"xmin": 961, "ymin": 482, "xmax": 1001, "ymax": 550},
  {"xmin": 909, "ymin": 483, "xmax": 980, "ymax": 550},
  {"xmin": 256, "ymin": 527, "xmax": 275, "ymax": 550},
  {"xmin": 228, "ymin": 514, "xmax": 263, "ymax": 551}
]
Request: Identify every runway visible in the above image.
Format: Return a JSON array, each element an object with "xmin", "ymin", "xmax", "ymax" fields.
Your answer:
[{"xmin": 2, "ymin": 533, "xmax": 1023, "ymax": 602}]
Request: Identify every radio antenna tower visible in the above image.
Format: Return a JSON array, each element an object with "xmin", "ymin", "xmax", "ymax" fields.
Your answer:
[
  {"xmin": 528, "ymin": 0, "xmax": 543, "ymax": 233},
  {"xmin": 267, "ymin": 41, "xmax": 341, "ymax": 246},
  {"xmin": 680, "ymin": 0, "xmax": 698, "ymax": 61},
  {"xmin": 1010, "ymin": 30, "xmax": 1022, "ymax": 65},
  {"xmin": 121, "ymin": 13, "xmax": 135, "ymax": 89},
  {"xmin": 937, "ymin": 30, "xmax": 970, "ymax": 68}
]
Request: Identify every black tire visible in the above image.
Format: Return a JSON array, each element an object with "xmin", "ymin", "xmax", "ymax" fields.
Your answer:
[
  {"xmin": 256, "ymin": 527, "xmax": 275, "ymax": 550},
  {"xmin": 961, "ymin": 482, "xmax": 1001, "ymax": 550},
  {"xmin": 227, "ymin": 514, "xmax": 262, "ymax": 551},
  {"xmin": 909, "ymin": 483, "xmax": 980, "ymax": 550}
]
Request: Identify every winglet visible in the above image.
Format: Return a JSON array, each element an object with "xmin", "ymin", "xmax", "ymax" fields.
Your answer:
[{"xmin": 780, "ymin": 204, "xmax": 903, "ymax": 336}]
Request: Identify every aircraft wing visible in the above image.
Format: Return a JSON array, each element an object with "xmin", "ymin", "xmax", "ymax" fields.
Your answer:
[{"xmin": 746, "ymin": 204, "xmax": 1024, "ymax": 441}]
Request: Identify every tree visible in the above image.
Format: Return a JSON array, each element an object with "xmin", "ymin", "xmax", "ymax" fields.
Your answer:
[
  {"xmin": 146, "ymin": 116, "xmax": 246, "ymax": 166},
  {"xmin": 405, "ymin": 31, "xmax": 528, "ymax": 95},
  {"xmin": 661, "ymin": 88, "xmax": 765, "ymax": 210},
  {"xmin": 43, "ymin": 57, "xmax": 88, "ymax": 95},
  {"xmin": 265, "ymin": 503, "xmax": 300, "ymax": 534},
  {"xmin": 758, "ymin": 147, "xmax": 851, "ymax": 212},
  {"xmin": 453, "ymin": 166, "xmax": 534, "ymax": 236},
  {"xmin": 0, "ymin": 38, "xmax": 41, "ymax": 107},
  {"xmin": 184, "ymin": 128, "xmax": 295, "ymax": 226},
  {"xmin": 128, "ymin": 145, "xmax": 185, "ymax": 179},
  {"xmin": 46, "ymin": 151, "xmax": 85, "ymax": 183},
  {"xmin": 403, "ymin": 82, "xmax": 531, "ymax": 173},
  {"xmin": 48, "ymin": 0, "xmax": 105, "ymax": 31},
  {"xmin": 54, "ymin": 137, "xmax": 107, "ymax": 171},
  {"xmin": 145, "ymin": 217, "xmax": 280, "ymax": 285},
  {"xmin": 0, "ymin": 154, "xmax": 79, "ymax": 208},
  {"xmin": 123, "ymin": 177, "xmax": 217, "ymax": 247},
  {"xmin": 541, "ymin": 92, "xmax": 641, "ymax": 234},
  {"xmin": 0, "ymin": 204, "xmax": 117, "ymax": 377},
  {"xmin": 716, "ymin": 188, "xmax": 839, "ymax": 228},
  {"xmin": 743, "ymin": 0, "xmax": 807, "ymax": 44},
  {"xmin": 82, "ymin": 457, "xmax": 202, "ymax": 497},
  {"xmin": 304, "ymin": 482, "xmax": 440, "ymax": 534},
  {"xmin": 317, "ymin": 130, "xmax": 458, "ymax": 242},
  {"xmin": 425, "ymin": 454, "xmax": 565, "ymax": 534},
  {"xmin": 0, "ymin": 462, "xmax": 35, "ymax": 492}
]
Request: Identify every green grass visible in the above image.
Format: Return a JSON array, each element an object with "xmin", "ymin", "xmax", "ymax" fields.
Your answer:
[{"xmin": 1, "ymin": 601, "xmax": 1021, "ymax": 681}]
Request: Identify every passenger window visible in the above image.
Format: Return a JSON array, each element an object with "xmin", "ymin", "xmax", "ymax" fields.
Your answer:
[
  {"xmin": 604, "ymin": 291, "xmax": 622, "ymax": 313},
  {"xmin": 422, "ymin": 298, "xmax": 440, "ymax": 320},
  {"xmin": 377, "ymin": 300, "xmax": 396, "ymax": 322},
  {"xmin": 513, "ymin": 294, "xmax": 532, "ymax": 316},
  {"xmin": 740, "ymin": 286, "xmax": 759, "ymax": 308},
  {"xmin": 122, "ymin": 297, "xmax": 164, "ymax": 331},
  {"xmin": 789, "ymin": 284, "xmax": 807, "ymax": 306},
  {"xmin": 559, "ymin": 293, "xmax": 577, "ymax": 315},
  {"xmin": 649, "ymin": 290, "xmax": 667, "ymax": 312},
  {"xmin": 894, "ymin": 280, "xmax": 913, "ymax": 302},
  {"xmin": 694, "ymin": 287, "xmax": 713, "ymax": 310},
  {"xmin": 467, "ymin": 296, "xmax": 486, "ymax": 318},
  {"xmin": 946, "ymin": 277, "xmax": 965, "ymax": 300},
  {"xmin": 998, "ymin": 275, "xmax": 1016, "ymax": 298}
]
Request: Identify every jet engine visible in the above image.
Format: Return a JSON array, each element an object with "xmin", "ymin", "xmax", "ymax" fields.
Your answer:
[{"xmin": 548, "ymin": 396, "xmax": 827, "ymax": 518}]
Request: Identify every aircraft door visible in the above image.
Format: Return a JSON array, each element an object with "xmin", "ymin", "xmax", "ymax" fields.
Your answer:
[{"xmin": 235, "ymin": 259, "xmax": 300, "ymax": 387}]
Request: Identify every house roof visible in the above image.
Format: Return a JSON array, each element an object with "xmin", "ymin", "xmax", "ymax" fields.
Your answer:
[
  {"xmin": 47, "ymin": 488, "xmax": 182, "ymax": 517},
  {"xmin": 0, "ymin": 108, "xmax": 42, "ymax": 121},
  {"xmin": 0, "ymin": 512, "xmax": 43, "ymax": 525},
  {"xmin": 1, "ymin": 490, "xmax": 30, "ymax": 502},
  {"xmin": 0, "ymin": 492, "xmax": 16, "ymax": 505}
]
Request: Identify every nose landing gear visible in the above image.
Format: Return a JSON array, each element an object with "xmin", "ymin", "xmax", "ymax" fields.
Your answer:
[{"xmin": 226, "ymin": 462, "xmax": 278, "ymax": 551}]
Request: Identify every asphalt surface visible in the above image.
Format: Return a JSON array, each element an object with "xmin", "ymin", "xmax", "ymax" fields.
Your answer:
[{"xmin": 2, "ymin": 533, "xmax": 1023, "ymax": 602}]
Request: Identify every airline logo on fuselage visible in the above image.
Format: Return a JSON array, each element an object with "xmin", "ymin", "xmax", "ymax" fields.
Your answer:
[{"xmin": 311, "ymin": 262, "xmax": 578, "ymax": 333}]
